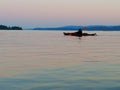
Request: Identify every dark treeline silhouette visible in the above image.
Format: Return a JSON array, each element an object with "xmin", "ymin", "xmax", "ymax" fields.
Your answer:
[{"xmin": 0, "ymin": 25, "xmax": 22, "ymax": 30}]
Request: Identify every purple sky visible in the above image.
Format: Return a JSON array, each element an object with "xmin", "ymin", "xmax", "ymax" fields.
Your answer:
[{"xmin": 0, "ymin": 0, "xmax": 120, "ymax": 28}]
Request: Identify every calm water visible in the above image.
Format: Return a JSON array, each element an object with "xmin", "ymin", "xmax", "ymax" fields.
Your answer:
[{"xmin": 0, "ymin": 30, "xmax": 120, "ymax": 90}]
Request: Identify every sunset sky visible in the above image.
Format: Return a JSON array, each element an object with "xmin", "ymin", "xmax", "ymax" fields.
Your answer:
[{"xmin": 0, "ymin": 0, "xmax": 120, "ymax": 28}]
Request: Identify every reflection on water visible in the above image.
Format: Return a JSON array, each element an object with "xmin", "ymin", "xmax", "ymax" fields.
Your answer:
[
  {"xmin": 1, "ymin": 62, "xmax": 120, "ymax": 90},
  {"xmin": 0, "ymin": 30, "xmax": 120, "ymax": 90}
]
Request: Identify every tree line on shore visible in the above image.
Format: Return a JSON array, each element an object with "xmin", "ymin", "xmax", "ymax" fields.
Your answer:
[{"xmin": 0, "ymin": 25, "xmax": 22, "ymax": 30}]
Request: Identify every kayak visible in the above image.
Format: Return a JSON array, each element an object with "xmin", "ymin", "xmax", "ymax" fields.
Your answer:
[
  {"xmin": 82, "ymin": 33, "xmax": 97, "ymax": 36},
  {"xmin": 63, "ymin": 32, "xmax": 97, "ymax": 37}
]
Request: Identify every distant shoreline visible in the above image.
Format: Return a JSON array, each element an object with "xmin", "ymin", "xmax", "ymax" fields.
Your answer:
[
  {"xmin": 0, "ymin": 25, "xmax": 22, "ymax": 30},
  {"xmin": 32, "ymin": 25, "xmax": 120, "ymax": 31}
]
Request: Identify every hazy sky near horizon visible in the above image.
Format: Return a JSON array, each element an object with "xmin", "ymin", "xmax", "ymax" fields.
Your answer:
[{"xmin": 0, "ymin": 0, "xmax": 120, "ymax": 28}]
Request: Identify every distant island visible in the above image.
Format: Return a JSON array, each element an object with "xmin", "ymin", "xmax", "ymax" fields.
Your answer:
[
  {"xmin": 0, "ymin": 25, "xmax": 22, "ymax": 30},
  {"xmin": 33, "ymin": 25, "xmax": 120, "ymax": 31}
]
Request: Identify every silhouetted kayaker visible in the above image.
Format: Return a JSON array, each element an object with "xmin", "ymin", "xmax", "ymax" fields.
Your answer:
[
  {"xmin": 75, "ymin": 28, "xmax": 82, "ymax": 37},
  {"xmin": 63, "ymin": 26, "xmax": 97, "ymax": 37}
]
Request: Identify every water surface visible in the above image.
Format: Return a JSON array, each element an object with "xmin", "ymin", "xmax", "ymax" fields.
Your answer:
[{"xmin": 0, "ymin": 30, "xmax": 120, "ymax": 90}]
